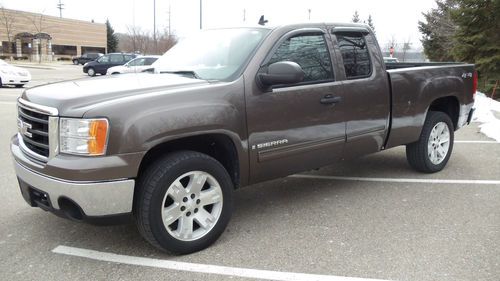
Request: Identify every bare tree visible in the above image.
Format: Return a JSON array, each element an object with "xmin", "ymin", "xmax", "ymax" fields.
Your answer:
[
  {"xmin": 25, "ymin": 11, "xmax": 55, "ymax": 62},
  {"xmin": 0, "ymin": 7, "xmax": 16, "ymax": 55},
  {"xmin": 401, "ymin": 37, "xmax": 412, "ymax": 62},
  {"xmin": 119, "ymin": 27, "xmax": 177, "ymax": 55},
  {"xmin": 384, "ymin": 35, "xmax": 398, "ymax": 54}
]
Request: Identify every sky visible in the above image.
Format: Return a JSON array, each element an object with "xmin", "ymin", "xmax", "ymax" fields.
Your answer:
[{"xmin": 0, "ymin": 0, "xmax": 437, "ymax": 50}]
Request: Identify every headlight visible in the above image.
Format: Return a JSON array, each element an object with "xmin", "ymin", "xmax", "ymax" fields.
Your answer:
[{"xmin": 59, "ymin": 118, "xmax": 109, "ymax": 156}]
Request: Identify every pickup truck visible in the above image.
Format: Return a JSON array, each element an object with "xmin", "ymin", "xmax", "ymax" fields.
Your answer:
[{"xmin": 11, "ymin": 23, "xmax": 476, "ymax": 254}]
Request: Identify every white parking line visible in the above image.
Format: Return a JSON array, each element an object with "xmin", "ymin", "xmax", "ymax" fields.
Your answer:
[
  {"xmin": 455, "ymin": 140, "xmax": 498, "ymax": 144},
  {"xmin": 290, "ymin": 174, "xmax": 500, "ymax": 185},
  {"xmin": 52, "ymin": 245, "xmax": 391, "ymax": 281}
]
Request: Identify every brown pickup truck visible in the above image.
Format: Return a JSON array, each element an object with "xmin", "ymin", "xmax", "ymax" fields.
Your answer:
[{"xmin": 11, "ymin": 23, "xmax": 476, "ymax": 254}]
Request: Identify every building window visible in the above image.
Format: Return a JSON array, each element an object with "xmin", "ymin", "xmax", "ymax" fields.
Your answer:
[
  {"xmin": 52, "ymin": 44, "xmax": 77, "ymax": 56},
  {"xmin": 81, "ymin": 46, "xmax": 105, "ymax": 55},
  {"xmin": 1, "ymin": 41, "xmax": 16, "ymax": 54}
]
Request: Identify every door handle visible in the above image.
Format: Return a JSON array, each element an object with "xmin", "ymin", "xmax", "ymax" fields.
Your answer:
[{"xmin": 320, "ymin": 95, "xmax": 342, "ymax": 105}]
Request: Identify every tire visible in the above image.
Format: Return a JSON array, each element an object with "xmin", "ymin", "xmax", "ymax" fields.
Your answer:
[
  {"xmin": 73, "ymin": 59, "xmax": 79, "ymax": 65},
  {"xmin": 406, "ymin": 111, "xmax": 454, "ymax": 173},
  {"xmin": 135, "ymin": 151, "xmax": 233, "ymax": 254},
  {"xmin": 0, "ymin": 77, "xmax": 3, "ymax": 87},
  {"xmin": 87, "ymin": 68, "xmax": 96, "ymax": 76}
]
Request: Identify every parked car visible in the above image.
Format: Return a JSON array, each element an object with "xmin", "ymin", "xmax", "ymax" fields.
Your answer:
[
  {"xmin": 0, "ymin": 59, "xmax": 31, "ymax": 88},
  {"xmin": 72, "ymin": 53, "xmax": 103, "ymax": 65},
  {"xmin": 83, "ymin": 53, "xmax": 137, "ymax": 76},
  {"xmin": 383, "ymin": 57, "xmax": 399, "ymax": 63},
  {"xmin": 106, "ymin": 56, "xmax": 160, "ymax": 75},
  {"xmin": 12, "ymin": 24, "xmax": 476, "ymax": 254}
]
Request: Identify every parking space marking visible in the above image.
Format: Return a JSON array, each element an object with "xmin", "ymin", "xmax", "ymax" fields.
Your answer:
[
  {"xmin": 290, "ymin": 174, "xmax": 500, "ymax": 185},
  {"xmin": 455, "ymin": 140, "xmax": 498, "ymax": 144},
  {"xmin": 53, "ymin": 245, "xmax": 391, "ymax": 281}
]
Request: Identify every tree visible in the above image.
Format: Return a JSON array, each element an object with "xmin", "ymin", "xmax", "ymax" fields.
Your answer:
[
  {"xmin": 352, "ymin": 11, "xmax": 360, "ymax": 23},
  {"xmin": 0, "ymin": 7, "xmax": 16, "ymax": 54},
  {"xmin": 367, "ymin": 14, "xmax": 375, "ymax": 34},
  {"xmin": 451, "ymin": 0, "xmax": 500, "ymax": 93},
  {"xmin": 402, "ymin": 38, "xmax": 413, "ymax": 62},
  {"xmin": 106, "ymin": 19, "xmax": 118, "ymax": 53},
  {"xmin": 418, "ymin": 0, "xmax": 458, "ymax": 61}
]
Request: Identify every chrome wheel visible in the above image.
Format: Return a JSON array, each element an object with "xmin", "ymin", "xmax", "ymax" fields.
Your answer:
[
  {"xmin": 87, "ymin": 68, "xmax": 95, "ymax": 76},
  {"xmin": 161, "ymin": 171, "xmax": 223, "ymax": 241},
  {"xmin": 427, "ymin": 121, "xmax": 450, "ymax": 165}
]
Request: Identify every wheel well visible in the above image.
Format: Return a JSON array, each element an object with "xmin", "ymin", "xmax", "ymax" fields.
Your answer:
[
  {"xmin": 428, "ymin": 96, "xmax": 459, "ymax": 130},
  {"xmin": 138, "ymin": 134, "xmax": 240, "ymax": 189}
]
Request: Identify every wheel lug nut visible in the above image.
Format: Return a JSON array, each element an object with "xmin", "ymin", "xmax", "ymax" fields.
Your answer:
[
  {"xmin": 191, "ymin": 194, "xmax": 195, "ymax": 199},
  {"xmin": 180, "ymin": 206, "xmax": 186, "ymax": 211},
  {"xmin": 183, "ymin": 197, "xmax": 188, "ymax": 202},
  {"xmin": 196, "ymin": 199, "xmax": 201, "ymax": 204},
  {"xmin": 194, "ymin": 208, "xmax": 198, "ymax": 213},
  {"xmin": 186, "ymin": 211, "xmax": 191, "ymax": 217}
]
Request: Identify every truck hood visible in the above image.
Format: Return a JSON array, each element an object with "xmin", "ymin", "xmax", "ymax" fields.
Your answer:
[{"xmin": 21, "ymin": 73, "xmax": 210, "ymax": 117}]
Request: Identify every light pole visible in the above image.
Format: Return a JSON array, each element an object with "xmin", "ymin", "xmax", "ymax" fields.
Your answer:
[
  {"xmin": 153, "ymin": 0, "xmax": 157, "ymax": 53},
  {"xmin": 199, "ymin": 0, "xmax": 203, "ymax": 29}
]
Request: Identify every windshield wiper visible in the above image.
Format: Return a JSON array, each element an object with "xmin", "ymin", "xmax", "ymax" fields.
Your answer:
[{"xmin": 160, "ymin": 70, "xmax": 201, "ymax": 79}]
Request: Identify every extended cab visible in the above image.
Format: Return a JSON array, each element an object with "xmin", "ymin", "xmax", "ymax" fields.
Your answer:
[{"xmin": 11, "ymin": 23, "xmax": 476, "ymax": 254}]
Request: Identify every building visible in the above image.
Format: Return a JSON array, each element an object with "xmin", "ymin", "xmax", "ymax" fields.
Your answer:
[{"xmin": 0, "ymin": 8, "xmax": 106, "ymax": 61}]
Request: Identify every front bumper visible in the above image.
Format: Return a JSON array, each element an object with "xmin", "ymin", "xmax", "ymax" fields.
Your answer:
[
  {"xmin": 14, "ymin": 160, "xmax": 135, "ymax": 218},
  {"xmin": 1, "ymin": 74, "xmax": 30, "ymax": 85}
]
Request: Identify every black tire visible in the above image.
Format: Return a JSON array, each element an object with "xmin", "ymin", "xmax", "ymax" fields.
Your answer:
[
  {"xmin": 135, "ymin": 150, "xmax": 233, "ymax": 254},
  {"xmin": 87, "ymin": 67, "xmax": 96, "ymax": 76},
  {"xmin": 0, "ymin": 77, "xmax": 3, "ymax": 87},
  {"xmin": 406, "ymin": 111, "xmax": 454, "ymax": 173},
  {"xmin": 73, "ymin": 59, "xmax": 79, "ymax": 65}
]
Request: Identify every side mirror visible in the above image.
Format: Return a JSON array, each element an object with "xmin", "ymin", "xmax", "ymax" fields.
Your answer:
[{"xmin": 257, "ymin": 61, "xmax": 305, "ymax": 90}]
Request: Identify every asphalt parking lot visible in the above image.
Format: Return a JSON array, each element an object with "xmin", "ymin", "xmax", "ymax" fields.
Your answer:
[{"xmin": 0, "ymin": 66, "xmax": 499, "ymax": 281}]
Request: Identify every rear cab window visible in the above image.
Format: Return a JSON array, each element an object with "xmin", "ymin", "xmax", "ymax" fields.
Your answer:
[{"xmin": 335, "ymin": 32, "xmax": 372, "ymax": 79}]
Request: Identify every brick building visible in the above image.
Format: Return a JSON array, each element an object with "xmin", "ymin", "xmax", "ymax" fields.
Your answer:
[{"xmin": 0, "ymin": 8, "xmax": 106, "ymax": 61}]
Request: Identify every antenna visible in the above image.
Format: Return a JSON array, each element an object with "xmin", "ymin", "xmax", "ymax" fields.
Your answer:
[
  {"xmin": 57, "ymin": 0, "xmax": 64, "ymax": 18},
  {"xmin": 258, "ymin": 15, "xmax": 268, "ymax": 26}
]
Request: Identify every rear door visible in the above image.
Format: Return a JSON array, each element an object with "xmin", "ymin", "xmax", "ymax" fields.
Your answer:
[
  {"xmin": 245, "ymin": 28, "xmax": 347, "ymax": 183},
  {"xmin": 330, "ymin": 29, "xmax": 391, "ymax": 157}
]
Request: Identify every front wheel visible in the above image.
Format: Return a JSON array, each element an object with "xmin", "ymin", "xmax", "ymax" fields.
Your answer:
[
  {"xmin": 87, "ymin": 68, "xmax": 96, "ymax": 76},
  {"xmin": 73, "ymin": 59, "xmax": 79, "ymax": 65},
  {"xmin": 135, "ymin": 151, "xmax": 233, "ymax": 254},
  {"xmin": 406, "ymin": 111, "xmax": 454, "ymax": 173}
]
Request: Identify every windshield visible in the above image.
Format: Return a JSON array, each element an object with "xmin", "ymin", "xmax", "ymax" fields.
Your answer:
[{"xmin": 153, "ymin": 28, "xmax": 270, "ymax": 80}]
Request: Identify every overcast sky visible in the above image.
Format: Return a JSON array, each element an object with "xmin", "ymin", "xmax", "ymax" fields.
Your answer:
[{"xmin": 1, "ymin": 0, "xmax": 437, "ymax": 50}]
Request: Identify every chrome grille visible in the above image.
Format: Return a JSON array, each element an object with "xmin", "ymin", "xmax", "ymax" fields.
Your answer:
[{"xmin": 17, "ymin": 99, "xmax": 59, "ymax": 162}]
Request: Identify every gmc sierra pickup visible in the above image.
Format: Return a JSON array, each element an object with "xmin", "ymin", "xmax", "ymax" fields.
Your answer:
[{"xmin": 11, "ymin": 23, "xmax": 476, "ymax": 254}]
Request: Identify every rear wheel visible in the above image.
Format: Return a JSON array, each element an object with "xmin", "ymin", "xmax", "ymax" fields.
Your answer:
[
  {"xmin": 406, "ymin": 111, "xmax": 454, "ymax": 173},
  {"xmin": 73, "ymin": 59, "xmax": 79, "ymax": 65},
  {"xmin": 135, "ymin": 151, "xmax": 233, "ymax": 254}
]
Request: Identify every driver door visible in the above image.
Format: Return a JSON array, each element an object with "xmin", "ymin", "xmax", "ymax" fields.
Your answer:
[{"xmin": 245, "ymin": 28, "xmax": 347, "ymax": 183}]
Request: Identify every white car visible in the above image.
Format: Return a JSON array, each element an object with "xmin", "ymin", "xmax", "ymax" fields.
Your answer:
[
  {"xmin": 0, "ymin": 59, "xmax": 31, "ymax": 88},
  {"xmin": 106, "ymin": 56, "xmax": 160, "ymax": 75}
]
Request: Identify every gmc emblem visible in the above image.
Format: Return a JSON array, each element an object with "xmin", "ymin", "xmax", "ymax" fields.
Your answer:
[{"xmin": 17, "ymin": 118, "xmax": 33, "ymax": 138}]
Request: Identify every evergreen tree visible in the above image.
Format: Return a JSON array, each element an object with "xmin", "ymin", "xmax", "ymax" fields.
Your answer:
[
  {"xmin": 367, "ymin": 15, "xmax": 375, "ymax": 34},
  {"xmin": 106, "ymin": 19, "xmax": 119, "ymax": 53},
  {"xmin": 352, "ymin": 11, "xmax": 360, "ymax": 23},
  {"xmin": 418, "ymin": 0, "xmax": 457, "ymax": 61},
  {"xmin": 451, "ymin": 0, "xmax": 500, "ymax": 91}
]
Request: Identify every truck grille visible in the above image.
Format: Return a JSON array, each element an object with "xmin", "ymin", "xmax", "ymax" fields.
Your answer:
[{"xmin": 17, "ymin": 99, "xmax": 58, "ymax": 162}]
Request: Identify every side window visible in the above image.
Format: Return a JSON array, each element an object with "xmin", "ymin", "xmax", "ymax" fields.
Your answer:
[
  {"xmin": 145, "ymin": 58, "xmax": 158, "ymax": 65},
  {"xmin": 98, "ymin": 55, "xmax": 109, "ymax": 63},
  {"xmin": 124, "ymin": 55, "xmax": 135, "ymax": 62},
  {"xmin": 110, "ymin": 54, "xmax": 123, "ymax": 63},
  {"xmin": 128, "ymin": 58, "xmax": 145, "ymax": 66},
  {"xmin": 268, "ymin": 34, "xmax": 333, "ymax": 83},
  {"xmin": 336, "ymin": 32, "xmax": 372, "ymax": 79}
]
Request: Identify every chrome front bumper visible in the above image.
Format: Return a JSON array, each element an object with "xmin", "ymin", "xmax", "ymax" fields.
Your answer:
[{"xmin": 14, "ymin": 160, "xmax": 135, "ymax": 217}]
